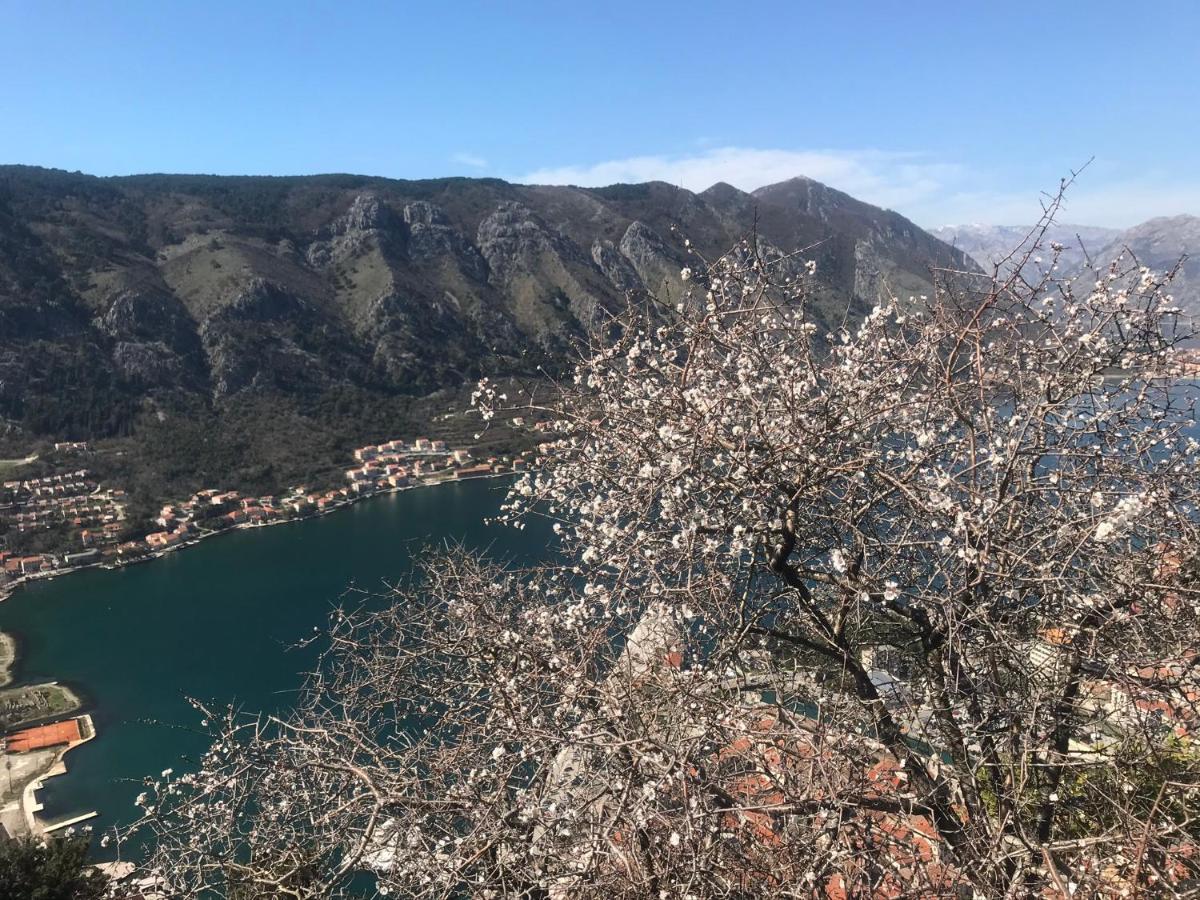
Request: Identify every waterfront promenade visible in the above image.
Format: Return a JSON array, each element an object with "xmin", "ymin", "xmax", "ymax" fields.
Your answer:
[{"xmin": 0, "ymin": 437, "xmax": 530, "ymax": 605}]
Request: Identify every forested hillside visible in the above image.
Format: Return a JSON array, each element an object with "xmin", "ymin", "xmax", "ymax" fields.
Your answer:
[{"xmin": 0, "ymin": 166, "xmax": 975, "ymax": 500}]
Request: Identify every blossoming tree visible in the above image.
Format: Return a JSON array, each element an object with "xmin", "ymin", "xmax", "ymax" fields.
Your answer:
[{"xmin": 130, "ymin": 193, "xmax": 1200, "ymax": 898}]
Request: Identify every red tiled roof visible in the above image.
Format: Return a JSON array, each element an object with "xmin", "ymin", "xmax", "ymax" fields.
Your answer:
[{"xmin": 6, "ymin": 719, "xmax": 81, "ymax": 752}]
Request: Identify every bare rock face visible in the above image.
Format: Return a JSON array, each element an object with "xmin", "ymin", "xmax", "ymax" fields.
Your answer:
[
  {"xmin": 591, "ymin": 239, "xmax": 644, "ymax": 296},
  {"xmin": 111, "ymin": 340, "xmax": 192, "ymax": 387},
  {"xmin": 402, "ymin": 201, "xmax": 446, "ymax": 228},
  {"xmin": 476, "ymin": 202, "xmax": 571, "ymax": 281},
  {"xmin": 97, "ymin": 290, "xmax": 205, "ymax": 391},
  {"xmin": 306, "ymin": 193, "xmax": 397, "ymax": 268},
  {"xmin": 0, "ymin": 165, "xmax": 992, "ymax": 448},
  {"xmin": 100, "ymin": 288, "xmax": 198, "ymax": 348},
  {"xmin": 402, "ymin": 202, "xmax": 489, "ymax": 280},
  {"xmin": 476, "ymin": 202, "xmax": 615, "ymax": 340},
  {"xmin": 341, "ymin": 193, "xmax": 389, "ymax": 232},
  {"xmin": 618, "ymin": 221, "xmax": 684, "ymax": 299}
]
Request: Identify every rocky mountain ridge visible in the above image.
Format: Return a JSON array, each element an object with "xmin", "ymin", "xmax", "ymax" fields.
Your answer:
[
  {"xmin": 930, "ymin": 223, "xmax": 1122, "ymax": 274},
  {"xmin": 0, "ymin": 166, "xmax": 975, "ymax": 454},
  {"xmin": 933, "ymin": 217, "xmax": 1199, "ymax": 318}
]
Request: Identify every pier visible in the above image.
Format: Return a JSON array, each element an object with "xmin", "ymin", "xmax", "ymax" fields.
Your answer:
[
  {"xmin": 42, "ymin": 809, "xmax": 99, "ymax": 833},
  {"xmin": 2, "ymin": 713, "xmax": 99, "ymax": 839}
]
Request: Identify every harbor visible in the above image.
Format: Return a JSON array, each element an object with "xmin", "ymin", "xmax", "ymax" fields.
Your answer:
[
  {"xmin": 0, "ymin": 435, "xmax": 534, "ymax": 842},
  {"xmin": 0, "ymin": 714, "xmax": 96, "ymax": 840},
  {"xmin": 0, "ymin": 476, "xmax": 550, "ymax": 855}
]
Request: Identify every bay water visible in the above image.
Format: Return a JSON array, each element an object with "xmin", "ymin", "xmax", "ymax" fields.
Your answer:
[{"xmin": 0, "ymin": 478, "xmax": 547, "ymax": 850}]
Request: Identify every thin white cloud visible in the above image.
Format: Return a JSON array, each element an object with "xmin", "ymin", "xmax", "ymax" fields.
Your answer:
[
  {"xmin": 925, "ymin": 181, "xmax": 1200, "ymax": 231},
  {"xmin": 520, "ymin": 147, "xmax": 960, "ymax": 212},
  {"xmin": 517, "ymin": 147, "xmax": 1197, "ymax": 230},
  {"xmin": 451, "ymin": 152, "xmax": 489, "ymax": 169}
]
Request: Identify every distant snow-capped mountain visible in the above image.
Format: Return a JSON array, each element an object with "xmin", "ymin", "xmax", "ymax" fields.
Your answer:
[
  {"xmin": 930, "ymin": 223, "xmax": 1121, "ymax": 274},
  {"xmin": 934, "ymin": 217, "xmax": 1198, "ymax": 319}
]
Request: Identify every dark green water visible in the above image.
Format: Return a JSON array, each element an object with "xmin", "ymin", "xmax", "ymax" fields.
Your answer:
[{"xmin": 0, "ymin": 478, "xmax": 545, "ymax": 849}]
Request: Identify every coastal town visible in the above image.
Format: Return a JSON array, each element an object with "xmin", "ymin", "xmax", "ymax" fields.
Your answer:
[
  {"xmin": 0, "ymin": 433, "xmax": 532, "ymax": 841},
  {"xmin": 0, "ymin": 435, "xmax": 531, "ymax": 602},
  {"xmin": 0, "ymin": 445, "xmax": 130, "ymax": 587}
]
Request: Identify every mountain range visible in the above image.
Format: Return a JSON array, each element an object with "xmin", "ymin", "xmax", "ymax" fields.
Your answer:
[
  {"xmin": 932, "ymin": 217, "xmax": 1199, "ymax": 318},
  {"xmin": 1, "ymin": 165, "xmax": 1191, "ymax": 514},
  {"xmin": 0, "ymin": 166, "xmax": 972, "ymax": 490}
]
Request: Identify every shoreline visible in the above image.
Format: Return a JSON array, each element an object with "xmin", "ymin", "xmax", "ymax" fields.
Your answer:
[
  {"xmin": 14, "ymin": 713, "xmax": 96, "ymax": 840},
  {"xmin": 0, "ymin": 631, "xmax": 14, "ymax": 687},
  {"xmin": 0, "ymin": 470, "xmax": 514, "ymax": 605},
  {"xmin": 0, "ymin": 681, "xmax": 84, "ymax": 733},
  {"xmin": 0, "ymin": 470, "xmax": 515, "ymax": 839}
]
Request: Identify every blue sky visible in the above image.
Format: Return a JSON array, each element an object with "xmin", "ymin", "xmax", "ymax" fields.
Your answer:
[{"xmin": 1, "ymin": 0, "xmax": 1196, "ymax": 227}]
